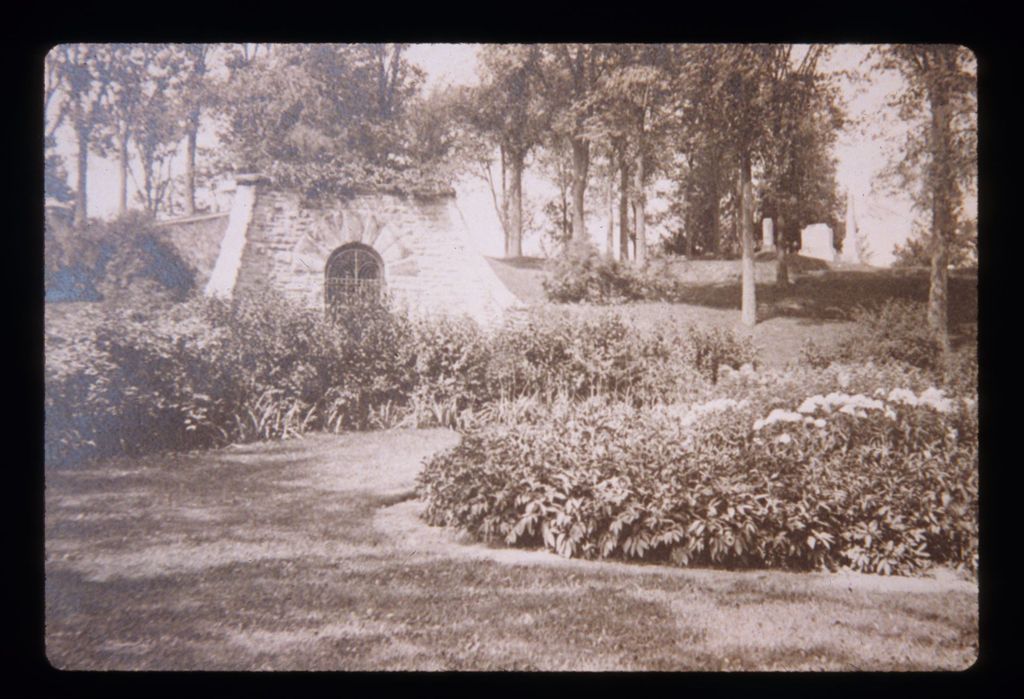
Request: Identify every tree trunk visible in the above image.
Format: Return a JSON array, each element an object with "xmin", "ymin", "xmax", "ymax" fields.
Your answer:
[
  {"xmin": 183, "ymin": 114, "xmax": 199, "ymax": 216},
  {"xmin": 775, "ymin": 213, "xmax": 789, "ymax": 286},
  {"xmin": 73, "ymin": 124, "xmax": 89, "ymax": 227},
  {"xmin": 506, "ymin": 152, "xmax": 524, "ymax": 258},
  {"xmin": 633, "ymin": 150, "xmax": 647, "ymax": 265},
  {"xmin": 606, "ymin": 167, "xmax": 614, "ymax": 258},
  {"xmin": 708, "ymin": 178, "xmax": 720, "ymax": 256},
  {"xmin": 927, "ymin": 79, "xmax": 955, "ymax": 355},
  {"xmin": 619, "ymin": 161, "xmax": 630, "ymax": 261},
  {"xmin": 570, "ymin": 138, "xmax": 589, "ymax": 241},
  {"xmin": 117, "ymin": 131, "xmax": 128, "ymax": 217},
  {"xmin": 739, "ymin": 153, "xmax": 756, "ymax": 326}
]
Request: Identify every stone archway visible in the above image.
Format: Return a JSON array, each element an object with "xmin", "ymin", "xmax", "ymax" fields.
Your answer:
[{"xmin": 324, "ymin": 242, "xmax": 384, "ymax": 310}]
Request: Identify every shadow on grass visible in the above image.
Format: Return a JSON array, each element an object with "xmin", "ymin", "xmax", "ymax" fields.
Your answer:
[{"xmin": 670, "ymin": 270, "xmax": 977, "ymax": 327}]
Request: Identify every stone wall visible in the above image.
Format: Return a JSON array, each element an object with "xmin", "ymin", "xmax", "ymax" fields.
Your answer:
[{"xmin": 212, "ymin": 180, "xmax": 519, "ymax": 324}]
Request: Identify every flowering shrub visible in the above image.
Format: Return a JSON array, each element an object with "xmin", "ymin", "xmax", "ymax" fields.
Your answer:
[{"xmin": 419, "ymin": 386, "xmax": 977, "ymax": 577}]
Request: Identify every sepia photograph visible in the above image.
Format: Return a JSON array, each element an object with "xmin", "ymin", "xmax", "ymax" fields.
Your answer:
[{"xmin": 43, "ymin": 42, "xmax": 978, "ymax": 671}]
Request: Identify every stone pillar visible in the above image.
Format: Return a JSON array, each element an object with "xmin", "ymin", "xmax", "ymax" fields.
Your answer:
[
  {"xmin": 204, "ymin": 173, "xmax": 268, "ymax": 299},
  {"xmin": 762, "ymin": 217, "xmax": 775, "ymax": 251}
]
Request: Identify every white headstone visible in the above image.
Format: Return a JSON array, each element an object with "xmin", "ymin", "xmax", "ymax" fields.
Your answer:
[
  {"xmin": 800, "ymin": 223, "xmax": 836, "ymax": 262},
  {"xmin": 761, "ymin": 218, "xmax": 775, "ymax": 251}
]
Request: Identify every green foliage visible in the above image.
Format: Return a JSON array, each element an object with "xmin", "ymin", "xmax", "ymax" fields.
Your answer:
[
  {"xmin": 486, "ymin": 311, "xmax": 706, "ymax": 405},
  {"xmin": 46, "ymin": 297, "xmax": 740, "ymax": 465},
  {"xmin": 542, "ymin": 242, "xmax": 678, "ymax": 303},
  {"xmin": 800, "ymin": 299, "xmax": 978, "ymax": 395},
  {"xmin": 220, "ymin": 44, "xmax": 457, "ymax": 198},
  {"xmin": 892, "ymin": 219, "xmax": 978, "ymax": 270},
  {"xmin": 45, "ymin": 212, "xmax": 196, "ymax": 303},
  {"xmin": 419, "ymin": 388, "xmax": 977, "ymax": 577},
  {"xmin": 683, "ymin": 326, "xmax": 757, "ymax": 383},
  {"xmin": 818, "ymin": 300, "xmax": 943, "ymax": 373}
]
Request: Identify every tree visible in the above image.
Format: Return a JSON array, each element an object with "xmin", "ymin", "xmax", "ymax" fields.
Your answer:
[
  {"xmin": 461, "ymin": 45, "xmax": 550, "ymax": 257},
  {"xmin": 872, "ymin": 45, "xmax": 977, "ymax": 353},
  {"xmin": 44, "ymin": 135, "xmax": 74, "ymax": 203},
  {"xmin": 687, "ymin": 45, "xmax": 777, "ymax": 325},
  {"xmin": 759, "ymin": 45, "xmax": 844, "ymax": 285},
  {"xmin": 537, "ymin": 137, "xmax": 576, "ymax": 248},
  {"xmin": 178, "ymin": 44, "xmax": 216, "ymax": 215},
  {"xmin": 127, "ymin": 46, "xmax": 186, "ymax": 216},
  {"xmin": 219, "ymin": 44, "xmax": 448, "ymax": 198},
  {"xmin": 586, "ymin": 45, "xmax": 678, "ymax": 265},
  {"xmin": 96, "ymin": 44, "xmax": 165, "ymax": 216},
  {"xmin": 48, "ymin": 44, "xmax": 114, "ymax": 226},
  {"xmin": 543, "ymin": 44, "xmax": 615, "ymax": 244}
]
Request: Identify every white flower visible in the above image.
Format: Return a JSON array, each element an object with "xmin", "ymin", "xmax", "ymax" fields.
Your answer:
[
  {"xmin": 753, "ymin": 408, "xmax": 803, "ymax": 431},
  {"xmin": 797, "ymin": 395, "xmax": 824, "ymax": 414},
  {"xmin": 775, "ymin": 433, "xmax": 792, "ymax": 444},
  {"xmin": 768, "ymin": 408, "xmax": 804, "ymax": 423},
  {"xmin": 918, "ymin": 387, "xmax": 955, "ymax": 413},
  {"xmin": 814, "ymin": 418, "xmax": 826, "ymax": 428},
  {"xmin": 846, "ymin": 394, "xmax": 884, "ymax": 411},
  {"xmin": 837, "ymin": 370, "xmax": 851, "ymax": 389},
  {"xmin": 887, "ymin": 388, "xmax": 919, "ymax": 407},
  {"xmin": 823, "ymin": 392, "xmax": 852, "ymax": 409},
  {"xmin": 839, "ymin": 404, "xmax": 866, "ymax": 418}
]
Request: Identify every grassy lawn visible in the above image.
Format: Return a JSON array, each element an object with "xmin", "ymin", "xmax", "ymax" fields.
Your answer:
[
  {"xmin": 46, "ymin": 429, "xmax": 977, "ymax": 671},
  {"xmin": 487, "ymin": 258, "xmax": 977, "ymax": 368}
]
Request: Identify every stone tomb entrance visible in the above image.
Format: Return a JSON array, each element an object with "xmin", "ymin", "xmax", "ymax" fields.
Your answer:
[
  {"xmin": 202, "ymin": 175, "xmax": 520, "ymax": 324},
  {"xmin": 324, "ymin": 243, "xmax": 384, "ymax": 309}
]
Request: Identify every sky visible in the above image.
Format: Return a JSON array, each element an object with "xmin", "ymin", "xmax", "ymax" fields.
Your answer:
[{"xmin": 51, "ymin": 43, "xmax": 951, "ymax": 266}]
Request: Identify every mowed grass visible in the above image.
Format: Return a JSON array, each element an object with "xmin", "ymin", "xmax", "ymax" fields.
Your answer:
[
  {"xmin": 488, "ymin": 258, "xmax": 977, "ymax": 368},
  {"xmin": 46, "ymin": 430, "xmax": 978, "ymax": 671}
]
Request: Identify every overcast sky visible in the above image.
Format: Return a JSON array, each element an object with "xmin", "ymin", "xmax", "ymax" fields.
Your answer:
[{"xmin": 52, "ymin": 44, "xmax": 949, "ymax": 265}]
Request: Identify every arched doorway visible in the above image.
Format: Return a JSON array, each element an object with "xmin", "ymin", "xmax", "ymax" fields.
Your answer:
[{"xmin": 325, "ymin": 243, "xmax": 384, "ymax": 311}]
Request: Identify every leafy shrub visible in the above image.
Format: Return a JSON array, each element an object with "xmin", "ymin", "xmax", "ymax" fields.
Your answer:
[
  {"xmin": 486, "ymin": 311, "xmax": 706, "ymax": 405},
  {"xmin": 543, "ymin": 242, "xmax": 678, "ymax": 303},
  {"xmin": 800, "ymin": 301, "xmax": 977, "ymax": 396},
  {"xmin": 45, "ymin": 212, "xmax": 196, "ymax": 303},
  {"xmin": 419, "ymin": 386, "xmax": 978, "ymax": 578},
  {"xmin": 683, "ymin": 326, "xmax": 757, "ymax": 383},
  {"xmin": 838, "ymin": 300, "xmax": 943, "ymax": 372}
]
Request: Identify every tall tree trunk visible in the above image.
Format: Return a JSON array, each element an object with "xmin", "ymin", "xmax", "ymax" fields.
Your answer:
[
  {"xmin": 500, "ymin": 146, "xmax": 509, "ymax": 254},
  {"xmin": 618, "ymin": 161, "xmax": 630, "ymax": 261},
  {"xmin": 633, "ymin": 151, "xmax": 647, "ymax": 265},
  {"xmin": 570, "ymin": 138, "xmax": 589, "ymax": 241},
  {"xmin": 117, "ymin": 130, "xmax": 129, "ymax": 217},
  {"xmin": 928, "ymin": 81, "xmax": 954, "ymax": 355},
  {"xmin": 606, "ymin": 167, "xmax": 615, "ymax": 258},
  {"xmin": 73, "ymin": 124, "xmax": 89, "ymax": 227},
  {"xmin": 183, "ymin": 113, "xmax": 199, "ymax": 216},
  {"xmin": 506, "ymin": 152, "xmax": 524, "ymax": 258},
  {"xmin": 739, "ymin": 153, "xmax": 756, "ymax": 326}
]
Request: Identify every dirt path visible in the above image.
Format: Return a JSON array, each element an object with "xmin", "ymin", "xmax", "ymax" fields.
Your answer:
[{"xmin": 46, "ymin": 429, "xmax": 977, "ymax": 671}]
